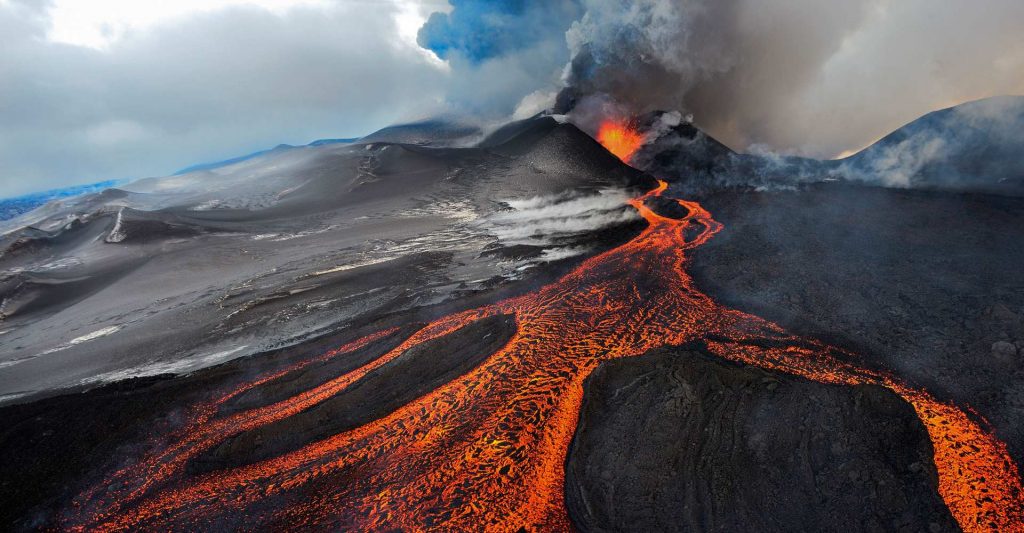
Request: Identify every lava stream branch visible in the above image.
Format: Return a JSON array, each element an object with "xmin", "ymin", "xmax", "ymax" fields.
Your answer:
[{"xmin": 66, "ymin": 181, "xmax": 1023, "ymax": 533}]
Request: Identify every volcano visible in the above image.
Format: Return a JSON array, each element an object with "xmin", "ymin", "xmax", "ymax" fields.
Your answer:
[{"xmin": 0, "ymin": 106, "xmax": 1022, "ymax": 532}]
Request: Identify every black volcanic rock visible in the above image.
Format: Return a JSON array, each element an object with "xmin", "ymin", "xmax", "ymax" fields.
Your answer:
[
  {"xmin": 0, "ymin": 318, "xmax": 418, "ymax": 530},
  {"xmin": 688, "ymin": 184, "xmax": 1024, "ymax": 470},
  {"xmin": 478, "ymin": 115, "xmax": 561, "ymax": 154},
  {"xmin": 566, "ymin": 346, "xmax": 957, "ymax": 532},
  {"xmin": 192, "ymin": 314, "xmax": 518, "ymax": 472},
  {"xmin": 477, "ymin": 117, "xmax": 656, "ymax": 197},
  {"xmin": 216, "ymin": 325, "xmax": 419, "ymax": 416}
]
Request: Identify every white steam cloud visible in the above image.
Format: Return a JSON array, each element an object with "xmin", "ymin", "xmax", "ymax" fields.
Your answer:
[{"xmin": 484, "ymin": 189, "xmax": 639, "ymax": 251}]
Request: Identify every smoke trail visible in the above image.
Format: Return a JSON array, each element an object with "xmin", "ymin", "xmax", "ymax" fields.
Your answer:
[{"xmin": 421, "ymin": 0, "xmax": 1024, "ymax": 159}]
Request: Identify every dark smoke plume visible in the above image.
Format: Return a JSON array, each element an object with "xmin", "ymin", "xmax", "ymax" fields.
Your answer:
[{"xmin": 423, "ymin": 0, "xmax": 1024, "ymax": 160}]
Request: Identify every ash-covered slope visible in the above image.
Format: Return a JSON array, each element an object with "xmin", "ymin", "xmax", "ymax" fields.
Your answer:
[
  {"xmin": 357, "ymin": 118, "xmax": 481, "ymax": 146},
  {"xmin": 0, "ymin": 116, "xmax": 650, "ymax": 403},
  {"xmin": 170, "ymin": 118, "xmax": 478, "ymax": 176}
]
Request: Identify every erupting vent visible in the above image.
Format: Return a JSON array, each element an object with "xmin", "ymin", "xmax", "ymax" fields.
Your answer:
[{"xmin": 596, "ymin": 120, "xmax": 645, "ymax": 163}]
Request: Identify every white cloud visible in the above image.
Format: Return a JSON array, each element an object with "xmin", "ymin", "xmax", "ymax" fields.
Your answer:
[
  {"xmin": 84, "ymin": 119, "xmax": 151, "ymax": 146},
  {"xmin": 45, "ymin": 0, "xmax": 332, "ymax": 49},
  {"xmin": 393, "ymin": 0, "xmax": 450, "ymax": 66},
  {"xmin": 513, "ymin": 89, "xmax": 557, "ymax": 120},
  {"xmin": 0, "ymin": 0, "xmax": 450, "ymax": 197}
]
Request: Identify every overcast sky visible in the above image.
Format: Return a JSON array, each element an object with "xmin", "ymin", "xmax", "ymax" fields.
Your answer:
[
  {"xmin": 0, "ymin": 0, "xmax": 451, "ymax": 197},
  {"xmin": 2, "ymin": 0, "xmax": 1022, "ymax": 197}
]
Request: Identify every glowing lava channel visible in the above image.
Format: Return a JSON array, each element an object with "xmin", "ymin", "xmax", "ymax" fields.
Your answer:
[{"xmin": 64, "ymin": 128, "xmax": 1023, "ymax": 531}]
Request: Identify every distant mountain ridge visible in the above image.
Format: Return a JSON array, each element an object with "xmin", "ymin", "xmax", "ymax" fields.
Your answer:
[
  {"xmin": 835, "ymin": 95, "xmax": 1024, "ymax": 193},
  {"xmin": 0, "ymin": 119, "xmax": 478, "ymax": 222},
  {"xmin": 640, "ymin": 95, "xmax": 1024, "ymax": 196},
  {"xmin": 0, "ymin": 180, "xmax": 125, "ymax": 222},
  {"xmin": 4, "ymin": 96, "xmax": 1020, "ymax": 223},
  {"xmin": 173, "ymin": 118, "xmax": 480, "ymax": 175},
  {"xmin": 173, "ymin": 138, "xmax": 358, "ymax": 176}
]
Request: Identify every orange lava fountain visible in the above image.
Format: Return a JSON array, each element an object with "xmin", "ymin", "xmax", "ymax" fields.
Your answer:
[
  {"xmin": 64, "ymin": 125, "xmax": 1023, "ymax": 532},
  {"xmin": 596, "ymin": 120, "xmax": 645, "ymax": 163}
]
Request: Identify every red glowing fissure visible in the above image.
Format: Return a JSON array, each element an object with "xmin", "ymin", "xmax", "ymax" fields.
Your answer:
[{"xmin": 64, "ymin": 122, "xmax": 1023, "ymax": 532}]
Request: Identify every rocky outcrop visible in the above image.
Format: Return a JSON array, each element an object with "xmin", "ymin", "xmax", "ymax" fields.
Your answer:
[{"xmin": 565, "ymin": 345, "xmax": 958, "ymax": 532}]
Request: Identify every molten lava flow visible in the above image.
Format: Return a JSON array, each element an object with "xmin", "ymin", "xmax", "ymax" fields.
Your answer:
[
  {"xmin": 66, "ymin": 181, "xmax": 1023, "ymax": 531},
  {"xmin": 596, "ymin": 120, "xmax": 645, "ymax": 163}
]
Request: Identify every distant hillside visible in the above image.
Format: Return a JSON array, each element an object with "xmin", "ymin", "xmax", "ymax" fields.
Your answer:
[
  {"xmin": 0, "ymin": 180, "xmax": 124, "ymax": 222},
  {"xmin": 174, "ymin": 138, "xmax": 357, "ymax": 175},
  {"xmin": 2, "ymin": 119, "xmax": 484, "ymax": 225},
  {"xmin": 836, "ymin": 95, "xmax": 1024, "ymax": 194},
  {"xmin": 633, "ymin": 113, "xmax": 826, "ymax": 194},
  {"xmin": 173, "ymin": 119, "xmax": 480, "ymax": 176},
  {"xmin": 636, "ymin": 96, "xmax": 1024, "ymax": 196},
  {"xmin": 357, "ymin": 118, "xmax": 480, "ymax": 145}
]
